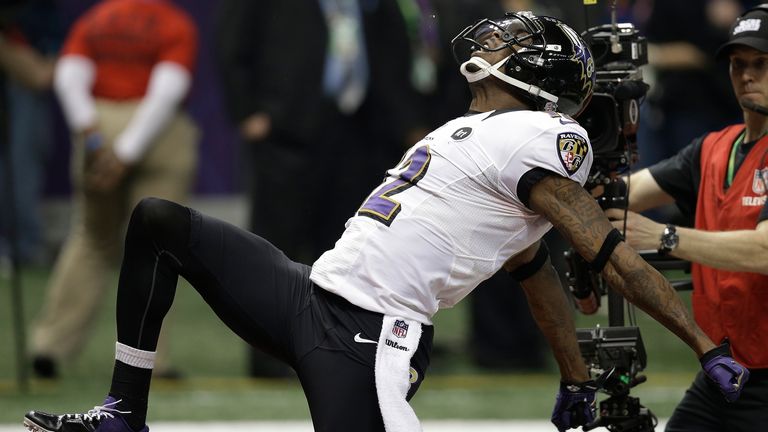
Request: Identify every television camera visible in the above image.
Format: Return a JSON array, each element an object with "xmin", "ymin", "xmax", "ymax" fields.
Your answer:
[
  {"xmin": 579, "ymin": 21, "xmax": 648, "ymax": 193},
  {"xmin": 568, "ymin": 17, "xmax": 649, "ymax": 319},
  {"xmin": 565, "ymin": 9, "xmax": 665, "ymax": 432}
]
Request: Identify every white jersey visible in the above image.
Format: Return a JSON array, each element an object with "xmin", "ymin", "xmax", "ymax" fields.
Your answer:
[{"xmin": 310, "ymin": 109, "xmax": 593, "ymax": 324}]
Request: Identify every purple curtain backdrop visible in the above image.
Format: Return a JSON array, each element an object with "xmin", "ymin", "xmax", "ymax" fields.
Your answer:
[{"xmin": 45, "ymin": 0, "xmax": 241, "ymax": 196}]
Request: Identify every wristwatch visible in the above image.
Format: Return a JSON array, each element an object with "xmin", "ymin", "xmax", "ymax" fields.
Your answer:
[{"xmin": 658, "ymin": 224, "xmax": 679, "ymax": 255}]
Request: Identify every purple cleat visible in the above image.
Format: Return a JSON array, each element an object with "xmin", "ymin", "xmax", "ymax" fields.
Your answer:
[{"xmin": 23, "ymin": 397, "xmax": 148, "ymax": 432}]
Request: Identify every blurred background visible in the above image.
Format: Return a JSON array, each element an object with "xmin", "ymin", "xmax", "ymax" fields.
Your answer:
[{"xmin": 0, "ymin": 0, "xmax": 756, "ymax": 427}]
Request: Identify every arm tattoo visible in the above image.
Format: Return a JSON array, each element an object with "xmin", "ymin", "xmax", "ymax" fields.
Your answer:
[
  {"xmin": 530, "ymin": 175, "xmax": 712, "ymax": 356},
  {"xmin": 521, "ymin": 258, "xmax": 588, "ymax": 381},
  {"xmin": 529, "ymin": 175, "xmax": 613, "ymax": 261},
  {"xmin": 603, "ymin": 244, "xmax": 708, "ymax": 353}
]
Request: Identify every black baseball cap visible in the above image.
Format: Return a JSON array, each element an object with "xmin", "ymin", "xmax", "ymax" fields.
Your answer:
[{"xmin": 717, "ymin": 4, "xmax": 768, "ymax": 59}]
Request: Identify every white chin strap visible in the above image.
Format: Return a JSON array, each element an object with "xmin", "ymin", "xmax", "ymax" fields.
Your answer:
[{"xmin": 460, "ymin": 55, "xmax": 559, "ymax": 105}]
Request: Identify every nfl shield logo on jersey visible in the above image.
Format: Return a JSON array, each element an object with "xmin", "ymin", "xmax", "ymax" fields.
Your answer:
[
  {"xmin": 557, "ymin": 132, "xmax": 589, "ymax": 175},
  {"xmin": 392, "ymin": 320, "xmax": 409, "ymax": 338},
  {"xmin": 753, "ymin": 168, "xmax": 768, "ymax": 194}
]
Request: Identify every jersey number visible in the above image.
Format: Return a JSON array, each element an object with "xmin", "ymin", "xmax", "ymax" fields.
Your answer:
[{"xmin": 358, "ymin": 145, "xmax": 431, "ymax": 226}]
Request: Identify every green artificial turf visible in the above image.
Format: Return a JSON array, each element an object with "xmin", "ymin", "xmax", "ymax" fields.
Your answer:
[{"xmin": 0, "ymin": 266, "xmax": 697, "ymax": 423}]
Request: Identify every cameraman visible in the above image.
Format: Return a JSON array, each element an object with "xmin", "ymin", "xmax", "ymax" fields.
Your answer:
[{"xmin": 607, "ymin": 5, "xmax": 768, "ymax": 431}]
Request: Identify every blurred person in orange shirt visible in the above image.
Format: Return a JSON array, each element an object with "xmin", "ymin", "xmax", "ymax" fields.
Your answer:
[{"xmin": 29, "ymin": 0, "xmax": 199, "ymax": 380}]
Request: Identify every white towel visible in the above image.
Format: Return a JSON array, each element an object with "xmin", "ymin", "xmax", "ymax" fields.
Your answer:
[{"xmin": 375, "ymin": 315, "xmax": 423, "ymax": 432}]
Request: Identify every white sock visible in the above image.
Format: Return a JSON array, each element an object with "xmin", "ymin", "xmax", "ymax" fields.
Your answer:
[{"xmin": 115, "ymin": 342, "xmax": 156, "ymax": 370}]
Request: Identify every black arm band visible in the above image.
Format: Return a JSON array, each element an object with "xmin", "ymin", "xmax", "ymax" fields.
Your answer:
[
  {"xmin": 699, "ymin": 341, "xmax": 731, "ymax": 364},
  {"xmin": 589, "ymin": 228, "xmax": 623, "ymax": 273},
  {"xmin": 509, "ymin": 241, "xmax": 550, "ymax": 282}
]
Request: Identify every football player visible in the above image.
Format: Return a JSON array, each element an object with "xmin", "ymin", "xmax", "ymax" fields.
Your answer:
[{"xmin": 24, "ymin": 11, "xmax": 748, "ymax": 432}]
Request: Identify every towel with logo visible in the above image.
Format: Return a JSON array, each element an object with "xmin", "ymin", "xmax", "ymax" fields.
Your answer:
[{"xmin": 374, "ymin": 315, "xmax": 423, "ymax": 432}]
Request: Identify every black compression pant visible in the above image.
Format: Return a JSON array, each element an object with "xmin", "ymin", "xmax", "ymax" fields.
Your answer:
[
  {"xmin": 114, "ymin": 197, "xmax": 431, "ymax": 431},
  {"xmin": 116, "ymin": 196, "xmax": 306, "ymax": 359}
]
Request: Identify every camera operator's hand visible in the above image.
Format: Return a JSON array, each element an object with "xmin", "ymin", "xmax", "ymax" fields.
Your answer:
[
  {"xmin": 551, "ymin": 380, "xmax": 597, "ymax": 431},
  {"xmin": 700, "ymin": 342, "xmax": 750, "ymax": 403},
  {"xmin": 605, "ymin": 208, "xmax": 664, "ymax": 251}
]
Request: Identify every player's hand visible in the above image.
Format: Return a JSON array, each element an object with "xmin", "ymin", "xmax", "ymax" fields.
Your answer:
[
  {"xmin": 551, "ymin": 380, "xmax": 597, "ymax": 431},
  {"xmin": 700, "ymin": 342, "xmax": 750, "ymax": 402},
  {"xmin": 605, "ymin": 208, "xmax": 664, "ymax": 251}
]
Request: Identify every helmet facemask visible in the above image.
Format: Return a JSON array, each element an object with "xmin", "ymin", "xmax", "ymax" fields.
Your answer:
[
  {"xmin": 451, "ymin": 12, "xmax": 595, "ymax": 117},
  {"xmin": 451, "ymin": 12, "xmax": 545, "ymax": 64}
]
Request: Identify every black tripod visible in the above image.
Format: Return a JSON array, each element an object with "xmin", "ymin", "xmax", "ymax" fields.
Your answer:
[
  {"xmin": 578, "ymin": 322, "xmax": 658, "ymax": 432},
  {"xmin": 578, "ymin": 272, "xmax": 658, "ymax": 432}
]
